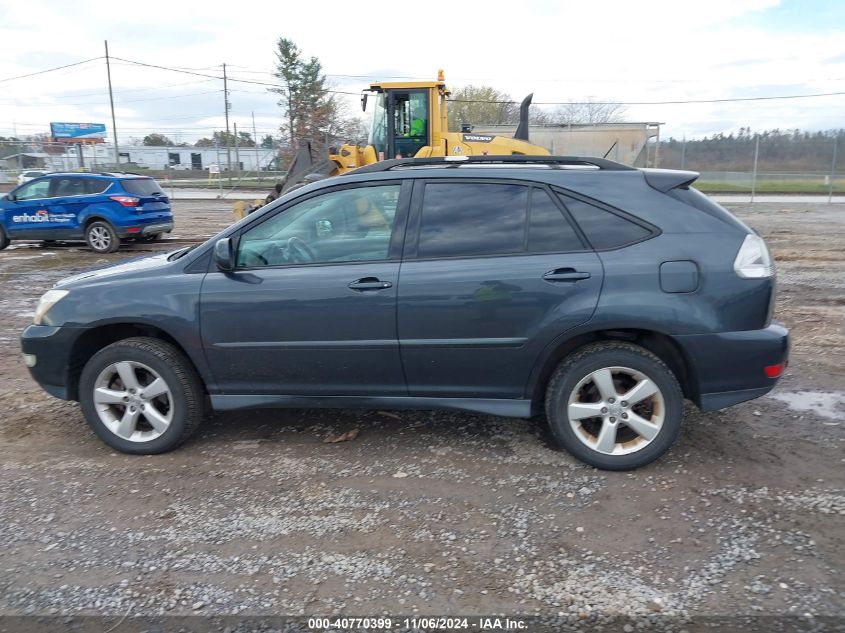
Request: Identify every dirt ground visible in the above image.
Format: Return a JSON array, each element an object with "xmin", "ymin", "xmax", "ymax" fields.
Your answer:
[{"xmin": 0, "ymin": 199, "xmax": 842, "ymax": 631}]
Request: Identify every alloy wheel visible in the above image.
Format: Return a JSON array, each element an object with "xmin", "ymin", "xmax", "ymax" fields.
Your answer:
[
  {"xmin": 566, "ymin": 365, "xmax": 665, "ymax": 456},
  {"xmin": 93, "ymin": 361, "xmax": 174, "ymax": 442}
]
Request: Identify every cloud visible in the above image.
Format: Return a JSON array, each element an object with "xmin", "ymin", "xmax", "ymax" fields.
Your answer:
[{"xmin": 1, "ymin": 0, "xmax": 843, "ymax": 142}]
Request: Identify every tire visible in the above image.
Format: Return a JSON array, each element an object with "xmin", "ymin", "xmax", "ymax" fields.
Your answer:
[
  {"xmin": 0, "ymin": 225, "xmax": 8, "ymax": 251},
  {"xmin": 85, "ymin": 221, "xmax": 120, "ymax": 254},
  {"xmin": 78, "ymin": 337, "xmax": 205, "ymax": 454},
  {"xmin": 544, "ymin": 342, "xmax": 683, "ymax": 470}
]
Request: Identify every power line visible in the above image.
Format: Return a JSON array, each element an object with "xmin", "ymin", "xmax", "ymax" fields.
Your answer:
[
  {"xmin": 0, "ymin": 57, "xmax": 103, "ymax": 83},
  {"xmin": 0, "ymin": 89, "xmax": 223, "ymax": 108},
  {"xmin": 109, "ymin": 55, "xmax": 361, "ymax": 95},
  {"xmin": 448, "ymin": 91, "xmax": 845, "ymax": 106}
]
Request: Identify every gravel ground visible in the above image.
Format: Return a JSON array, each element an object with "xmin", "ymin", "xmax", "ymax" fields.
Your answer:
[{"xmin": 0, "ymin": 200, "xmax": 842, "ymax": 632}]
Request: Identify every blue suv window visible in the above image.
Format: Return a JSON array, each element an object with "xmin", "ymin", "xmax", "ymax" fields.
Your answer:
[
  {"xmin": 121, "ymin": 179, "xmax": 163, "ymax": 196},
  {"xmin": 51, "ymin": 177, "xmax": 90, "ymax": 197},
  {"xmin": 14, "ymin": 179, "xmax": 51, "ymax": 200}
]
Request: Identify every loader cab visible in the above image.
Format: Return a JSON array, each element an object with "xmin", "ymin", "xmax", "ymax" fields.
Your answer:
[{"xmin": 367, "ymin": 87, "xmax": 432, "ymax": 159}]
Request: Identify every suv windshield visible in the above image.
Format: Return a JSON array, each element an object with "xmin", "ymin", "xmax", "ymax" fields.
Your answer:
[{"xmin": 121, "ymin": 178, "xmax": 163, "ymax": 196}]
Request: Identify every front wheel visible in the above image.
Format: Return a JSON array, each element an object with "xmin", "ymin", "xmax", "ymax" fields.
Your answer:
[
  {"xmin": 545, "ymin": 342, "xmax": 683, "ymax": 470},
  {"xmin": 0, "ymin": 226, "xmax": 8, "ymax": 250},
  {"xmin": 78, "ymin": 337, "xmax": 205, "ymax": 454},
  {"xmin": 85, "ymin": 221, "xmax": 120, "ymax": 253}
]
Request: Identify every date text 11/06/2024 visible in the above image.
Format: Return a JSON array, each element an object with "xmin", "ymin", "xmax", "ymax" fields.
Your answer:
[{"xmin": 307, "ymin": 617, "xmax": 527, "ymax": 630}]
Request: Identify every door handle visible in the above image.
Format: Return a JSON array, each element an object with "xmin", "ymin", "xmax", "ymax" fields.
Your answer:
[
  {"xmin": 348, "ymin": 277, "xmax": 393, "ymax": 291},
  {"xmin": 543, "ymin": 268, "xmax": 591, "ymax": 282}
]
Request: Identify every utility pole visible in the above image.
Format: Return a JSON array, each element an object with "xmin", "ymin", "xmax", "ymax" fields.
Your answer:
[
  {"xmin": 12, "ymin": 121, "xmax": 23, "ymax": 173},
  {"xmin": 828, "ymin": 136, "xmax": 839, "ymax": 204},
  {"xmin": 234, "ymin": 122, "xmax": 240, "ymax": 175},
  {"xmin": 104, "ymin": 40, "xmax": 120, "ymax": 168},
  {"xmin": 252, "ymin": 111, "xmax": 260, "ymax": 179},
  {"xmin": 751, "ymin": 135, "xmax": 760, "ymax": 204},
  {"xmin": 223, "ymin": 63, "xmax": 232, "ymax": 183}
]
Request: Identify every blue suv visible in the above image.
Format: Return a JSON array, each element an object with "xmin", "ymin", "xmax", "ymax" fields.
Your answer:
[
  {"xmin": 20, "ymin": 156, "xmax": 789, "ymax": 470},
  {"xmin": 0, "ymin": 172, "xmax": 173, "ymax": 253}
]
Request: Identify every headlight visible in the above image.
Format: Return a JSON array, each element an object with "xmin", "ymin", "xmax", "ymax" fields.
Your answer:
[{"xmin": 33, "ymin": 289, "xmax": 69, "ymax": 325}]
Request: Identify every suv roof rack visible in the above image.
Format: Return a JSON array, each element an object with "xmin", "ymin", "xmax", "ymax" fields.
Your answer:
[{"xmin": 351, "ymin": 155, "xmax": 636, "ymax": 174}]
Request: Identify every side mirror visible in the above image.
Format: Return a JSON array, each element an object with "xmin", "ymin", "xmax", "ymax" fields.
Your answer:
[
  {"xmin": 361, "ymin": 92, "xmax": 368, "ymax": 112},
  {"xmin": 213, "ymin": 238, "xmax": 235, "ymax": 272},
  {"xmin": 6, "ymin": 193, "xmax": 16, "ymax": 202}
]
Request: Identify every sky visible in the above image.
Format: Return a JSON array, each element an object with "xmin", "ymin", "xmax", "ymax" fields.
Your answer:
[{"xmin": 1, "ymin": 0, "xmax": 844, "ymax": 145}]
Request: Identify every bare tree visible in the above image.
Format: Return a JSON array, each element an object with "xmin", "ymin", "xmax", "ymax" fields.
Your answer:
[{"xmin": 552, "ymin": 98, "xmax": 627, "ymax": 125}]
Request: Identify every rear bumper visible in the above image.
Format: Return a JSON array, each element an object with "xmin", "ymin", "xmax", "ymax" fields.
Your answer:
[
  {"xmin": 673, "ymin": 322, "xmax": 789, "ymax": 411},
  {"xmin": 140, "ymin": 221, "xmax": 174, "ymax": 235},
  {"xmin": 116, "ymin": 220, "xmax": 174, "ymax": 238}
]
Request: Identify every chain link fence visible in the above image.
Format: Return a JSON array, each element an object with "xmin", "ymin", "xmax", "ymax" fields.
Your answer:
[{"xmin": 2, "ymin": 133, "xmax": 843, "ymax": 200}]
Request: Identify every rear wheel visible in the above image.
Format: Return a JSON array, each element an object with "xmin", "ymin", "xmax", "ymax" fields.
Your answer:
[
  {"xmin": 0, "ymin": 226, "xmax": 8, "ymax": 250},
  {"xmin": 545, "ymin": 342, "xmax": 683, "ymax": 470},
  {"xmin": 86, "ymin": 221, "xmax": 120, "ymax": 253},
  {"xmin": 78, "ymin": 337, "xmax": 205, "ymax": 454}
]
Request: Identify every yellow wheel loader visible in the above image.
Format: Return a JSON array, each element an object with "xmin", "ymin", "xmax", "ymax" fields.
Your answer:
[{"xmin": 263, "ymin": 71, "xmax": 550, "ymax": 204}]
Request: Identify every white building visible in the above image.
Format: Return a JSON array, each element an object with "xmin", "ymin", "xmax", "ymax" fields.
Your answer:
[{"xmin": 46, "ymin": 143, "xmax": 277, "ymax": 172}]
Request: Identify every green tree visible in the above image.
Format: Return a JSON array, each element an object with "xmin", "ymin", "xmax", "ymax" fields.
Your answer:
[
  {"xmin": 260, "ymin": 134, "xmax": 275, "ymax": 149},
  {"xmin": 194, "ymin": 131, "xmax": 246, "ymax": 147},
  {"xmin": 237, "ymin": 131, "xmax": 256, "ymax": 147},
  {"xmin": 270, "ymin": 37, "xmax": 338, "ymax": 150},
  {"xmin": 447, "ymin": 85, "xmax": 520, "ymax": 130},
  {"xmin": 142, "ymin": 133, "xmax": 173, "ymax": 146}
]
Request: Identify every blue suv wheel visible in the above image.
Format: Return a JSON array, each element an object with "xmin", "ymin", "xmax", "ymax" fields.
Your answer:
[{"xmin": 85, "ymin": 220, "xmax": 120, "ymax": 254}]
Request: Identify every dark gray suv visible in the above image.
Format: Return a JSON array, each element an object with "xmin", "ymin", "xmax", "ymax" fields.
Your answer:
[{"xmin": 20, "ymin": 156, "xmax": 789, "ymax": 470}]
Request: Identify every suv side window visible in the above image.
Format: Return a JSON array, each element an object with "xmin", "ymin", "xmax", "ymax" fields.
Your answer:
[
  {"xmin": 418, "ymin": 182, "xmax": 528, "ymax": 258},
  {"xmin": 557, "ymin": 193, "xmax": 652, "ymax": 250},
  {"xmin": 14, "ymin": 179, "xmax": 51, "ymax": 200},
  {"xmin": 86, "ymin": 178, "xmax": 110, "ymax": 194},
  {"xmin": 52, "ymin": 177, "xmax": 89, "ymax": 198},
  {"xmin": 527, "ymin": 188, "xmax": 584, "ymax": 253},
  {"xmin": 236, "ymin": 184, "xmax": 401, "ymax": 268}
]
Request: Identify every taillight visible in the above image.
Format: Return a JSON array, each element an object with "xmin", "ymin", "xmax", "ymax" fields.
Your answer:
[
  {"xmin": 764, "ymin": 362, "xmax": 786, "ymax": 378},
  {"xmin": 733, "ymin": 234, "xmax": 773, "ymax": 279},
  {"xmin": 109, "ymin": 195, "xmax": 140, "ymax": 207}
]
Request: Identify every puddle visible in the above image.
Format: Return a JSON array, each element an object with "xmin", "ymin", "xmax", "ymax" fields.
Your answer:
[
  {"xmin": 0, "ymin": 254, "xmax": 55, "ymax": 261},
  {"xmin": 769, "ymin": 390, "xmax": 845, "ymax": 421}
]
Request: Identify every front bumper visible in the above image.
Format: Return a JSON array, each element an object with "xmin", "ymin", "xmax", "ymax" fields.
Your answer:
[
  {"xmin": 674, "ymin": 322, "xmax": 789, "ymax": 411},
  {"xmin": 20, "ymin": 324, "xmax": 81, "ymax": 401}
]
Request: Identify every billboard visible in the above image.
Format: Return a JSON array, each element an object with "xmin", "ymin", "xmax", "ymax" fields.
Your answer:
[{"xmin": 50, "ymin": 122, "xmax": 107, "ymax": 142}]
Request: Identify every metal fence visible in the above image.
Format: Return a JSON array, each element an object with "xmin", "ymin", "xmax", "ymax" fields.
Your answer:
[{"xmin": 2, "ymin": 134, "xmax": 843, "ymax": 201}]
